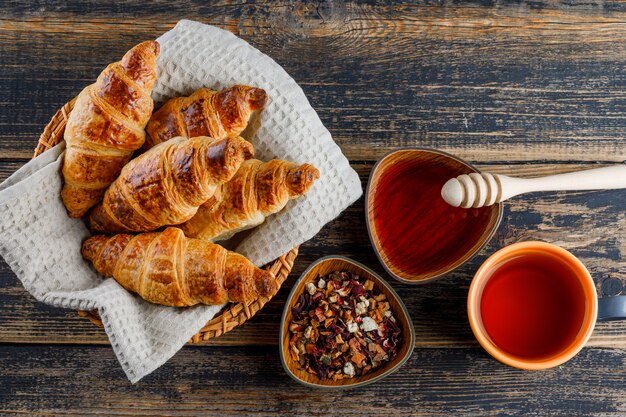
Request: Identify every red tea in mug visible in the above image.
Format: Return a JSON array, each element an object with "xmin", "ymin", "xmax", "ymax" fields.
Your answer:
[{"xmin": 480, "ymin": 251, "xmax": 587, "ymax": 360}]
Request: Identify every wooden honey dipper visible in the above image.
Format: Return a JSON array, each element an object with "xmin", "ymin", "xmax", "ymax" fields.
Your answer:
[{"xmin": 441, "ymin": 164, "xmax": 626, "ymax": 208}]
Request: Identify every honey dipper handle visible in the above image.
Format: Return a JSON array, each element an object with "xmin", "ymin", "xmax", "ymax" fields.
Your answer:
[
  {"xmin": 441, "ymin": 164, "xmax": 626, "ymax": 208},
  {"xmin": 497, "ymin": 164, "xmax": 626, "ymax": 202}
]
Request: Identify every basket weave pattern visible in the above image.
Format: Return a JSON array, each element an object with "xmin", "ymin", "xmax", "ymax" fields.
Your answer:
[{"xmin": 35, "ymin": 100, "xmax": 298, "ymax": 344}]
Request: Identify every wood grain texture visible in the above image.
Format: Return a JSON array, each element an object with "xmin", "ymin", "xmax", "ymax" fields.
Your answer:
[
  {"xmin": 1, "ymin": 0, "xmax": 625, "ymax": 414},
  {"xmin": 1, "ymin": 164, "xmax": 624, "ymax": 347},
  {"xmin": 1, "ymin": 344, "xmax": 626, "ymax": 416},
  {"xmin": 2, "ymin": 1, "xmax": 626, "ymax": 163}
]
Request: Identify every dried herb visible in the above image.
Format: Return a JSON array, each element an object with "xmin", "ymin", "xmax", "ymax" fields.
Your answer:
[{"xmin": 288, "ymin": 271, "xmax": 401, "ymax": 381}]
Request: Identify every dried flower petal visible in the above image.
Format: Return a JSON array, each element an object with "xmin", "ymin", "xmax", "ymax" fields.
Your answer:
[
  {"xmin": 290, "ymin": 345, "xmax": 299, "ymax": 361},
  {"xmin": 355, "ymin": 301, "xmax": 368, "ymax": 316},
  {"xmin": 360, "ymin": 317, "xmax": 378, "ymax": 332},
  {"xmin": 304, "ymin": 326, "xmax": 313, "ymax": 339},
  {"xmin": 347, "ymin": 320, "xmax": 358, "ymax": 333},
  {"xmin": 343, "ymin": 361, "xmax": 356, "ymax": 377},
  {"xmin": 349, "ymin": 337, "xmax": 362, "ymax": 353},
  {"xmin": 351, "ymin": 352, "xmax": 366, "ymax": 367},
  {"xmin": 287, "ymin": 270, "xmax": 401, "ymax": 381}
]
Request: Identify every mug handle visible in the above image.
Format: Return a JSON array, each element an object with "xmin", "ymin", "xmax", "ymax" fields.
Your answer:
[{"xmin": 597, "ymin": 296, "xmax": 626, "ymax": 321}]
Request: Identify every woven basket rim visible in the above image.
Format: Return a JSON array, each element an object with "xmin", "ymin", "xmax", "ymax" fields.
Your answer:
[{"xmin": 35, "ymin": 98, "xmax": 298, "ymax": 344}]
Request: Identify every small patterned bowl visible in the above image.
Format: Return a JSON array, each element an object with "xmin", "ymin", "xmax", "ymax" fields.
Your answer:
[
  {"xmin": 279, "ymin": 255, "xmax": 415, "ymax": 389},
  {"xmin": 365, "ymin": 148, "xmax": 503, "ymax": 284}
]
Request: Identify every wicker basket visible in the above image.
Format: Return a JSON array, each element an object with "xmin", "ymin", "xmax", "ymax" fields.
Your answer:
[{"xmin": 35, "ymin": 99, "xmax": 299, "ymax": 344}]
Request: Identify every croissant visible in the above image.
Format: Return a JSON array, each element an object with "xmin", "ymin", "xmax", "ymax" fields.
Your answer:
[
  {"xmin": 143, "ymin": 85, "xmax": 267, "ymax": 150},
  {"xmin": 82, "ymin": 227, "xmax": 276, "ymax": 306},
  {"xmin": 89, "ymin": 136, "xmax": 254, "ymax": 234},
  {"xmin": 61, "ymin": 40, "xmax": 160, "ymax": 218},
  {"xmin": 181, "ymin": 159, "xmax": 320, "ymax": 242}
]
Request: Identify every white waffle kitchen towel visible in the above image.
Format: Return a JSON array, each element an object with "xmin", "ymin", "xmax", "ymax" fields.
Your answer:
[
  {"xmin": 153, "ymin": 20, "xmax": 362, "ymax": 265},
  {"xmin": 0, "ymin": 20, "xmax": 362, "ymax": 383}
]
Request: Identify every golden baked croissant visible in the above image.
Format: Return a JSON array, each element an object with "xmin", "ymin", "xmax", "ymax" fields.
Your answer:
[
  {"xmin": 61, "ymin": 41, "xmax": 160, "ymax": 218},
  {"xmin": 143, "ymin": 85, "xmax": 267, "ymax": 150},
  {"xmin": 89, "ymin": 136, "xmax": 254, "ymax": 234},
  {"xmin": 82, "ymin": 227, "xmax": 276, "ymax": 306},
  {"xmin": 181, "ymin": 159, "xmax": 320, "ymax": 242}
]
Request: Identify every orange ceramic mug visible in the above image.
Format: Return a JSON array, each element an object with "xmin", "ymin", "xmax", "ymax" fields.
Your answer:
[{"xmin": 467, "ymin": 241, "xmax": 598, "ymax": 370}]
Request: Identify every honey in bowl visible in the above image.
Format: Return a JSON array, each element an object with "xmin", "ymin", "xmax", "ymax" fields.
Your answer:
[
  {"xmin": 480, "ymin": 251, "xmax": 587, "ymax": 360},
  {"xmin": 367, "ymin": 149, "xmax": 501, "ymax": 283}
]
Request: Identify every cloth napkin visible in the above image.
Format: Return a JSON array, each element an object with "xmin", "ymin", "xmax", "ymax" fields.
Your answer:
[{"xmin": 0, "ymin": 20, "xmax": 362, "ymax": 383}]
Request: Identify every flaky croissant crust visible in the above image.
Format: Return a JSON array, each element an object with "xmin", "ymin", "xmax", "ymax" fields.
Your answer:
[
  {"xmin": 89, "ymin": 136, "xmax": 254, "ymax": 234},
  {"xmin": 144, "ymin": 85, "xmax": 267, "ymax": 150},
  {"xmin": 82, "ymin": 227, "xmax": 276, "ymax": 306},
  {"xmin": 181, "ymin": 159, "xmax": 320, "ymax": 242},
  {"xmin": 61, "ymin": 40, "xmax": 160, "ymax": 218}
]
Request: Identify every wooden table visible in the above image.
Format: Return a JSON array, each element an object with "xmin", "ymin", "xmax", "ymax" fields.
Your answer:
[{"xmin": 1, "ymin": 1, "xmax": 625, "ymax": 415}]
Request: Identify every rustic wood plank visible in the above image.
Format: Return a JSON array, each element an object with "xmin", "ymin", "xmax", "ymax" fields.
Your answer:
[
  {"xmin": 1, "ymin": 344, "xmax": 625, "ymax": 416},
  {"xmin": 1, "ymin": 163, "xmax": 623, "ymax": 346},
  {"xmin": 0, "ymin": 2, "xmax": 626, "ymax": 346},
  {"xmin": 1, "ymin": 2, "xmax": 626, "ymax": 162},
  {"xmin": 1, "ymin": 0, "xmax": 625, "ymax": 414}
]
